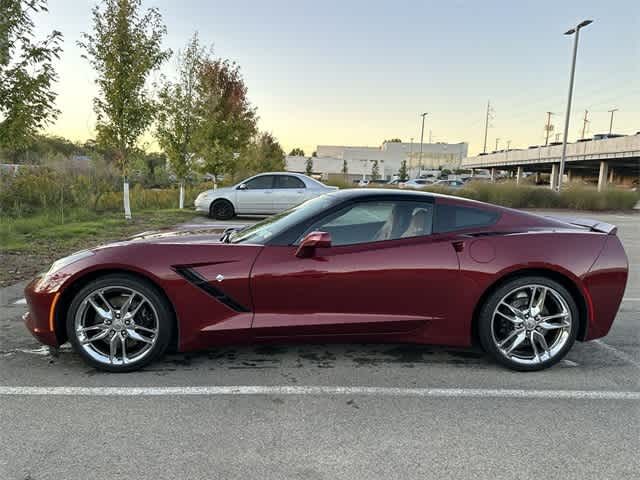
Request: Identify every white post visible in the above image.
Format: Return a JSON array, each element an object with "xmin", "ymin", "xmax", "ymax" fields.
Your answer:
[
  {"xmin": 123, "ymin": 179, "xmax": 132, "ymax": 219},
  {"xmin": 490, "ymin": 167, "xmax": 496, "ymax": 183},
  {"xmin": 550, "ymin": 164, "xmax": 559, "ymax": 190},
  {"xmin": 516, "ymin": 166, "xmax": 523, "ymax": 185},
  {"xmin": 598, "ymin": 161, "xmax": 609, "ymax": 192},
  {"xmin": 179, "ymin": 181, "xmax": 185, "ymax": 209}
]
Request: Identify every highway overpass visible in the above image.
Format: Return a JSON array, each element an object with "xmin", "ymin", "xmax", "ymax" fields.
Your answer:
[{"xmin": 462, "ymin": 134, "xmax": 639, "ymax": 190}]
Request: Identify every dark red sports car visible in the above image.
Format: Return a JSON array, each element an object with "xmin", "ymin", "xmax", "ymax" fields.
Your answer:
[{"xmin": 24, "ymin": 189, "xmax": 628, "ymax": 372}]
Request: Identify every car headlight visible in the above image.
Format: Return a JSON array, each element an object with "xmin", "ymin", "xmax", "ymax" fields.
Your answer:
[{"xmin": 47, "ymin": 250, "xmax": 95, "ymax": 275}]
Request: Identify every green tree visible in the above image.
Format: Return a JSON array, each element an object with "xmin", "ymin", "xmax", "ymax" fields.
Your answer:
[
  {"xmin": 289, "ymin": 147, "xmax": 304, "ymax": 156},
  {"xmin": 156, "ymin": 33, "xmax": 204, "ymax": 208},
  {"xmin": 79, "ymin": 0, "xmax": 170, "ymax": 219},
  {"xmin": 242, "ymin": 132, "xmax": 285, "ymax": 174},
  {"xmin": 305, "ymin": 157, "xmax": 313, "ymax": 175},
  {"xmin": 384, "ymin": 138, "xmax": 402, "ymax": 143},
  {"xmin": 192, "ymin": 56, "xmax": 257, "ymax": 182},
  {"xmin": 398, "ymin": 159, "xmax": 408, "ymax": 181},
  {"xmin": 371, "ymin": 160, "xmax": 380, "ymax": 180},
  {"xmin": 0, "ymin": 0, "xmax": 62, "ymax": 153}
]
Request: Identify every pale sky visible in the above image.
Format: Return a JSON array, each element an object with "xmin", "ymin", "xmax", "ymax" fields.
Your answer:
[{"xmin": 35, "ymin": 0, "xmax": 639, "ymax": 155}]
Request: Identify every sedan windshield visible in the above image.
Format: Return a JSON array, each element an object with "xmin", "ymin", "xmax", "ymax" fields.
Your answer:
[{"xmin": 228, "ymin": 194, "xmax": 338, "ymax": 244}]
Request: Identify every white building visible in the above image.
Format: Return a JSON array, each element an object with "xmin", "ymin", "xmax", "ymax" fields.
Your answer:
[{"xmin": 286, "ymin": 141, "xmax": 468, "ymax": 181}]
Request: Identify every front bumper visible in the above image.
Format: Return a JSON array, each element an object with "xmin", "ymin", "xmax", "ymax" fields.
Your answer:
[
  {"xmin": 194, "ymin": 196, "xmax": 211, "ymax": 213},
  {"xmin": 23, "ymin": 276, "xmax": 61, "ymax": 347}
]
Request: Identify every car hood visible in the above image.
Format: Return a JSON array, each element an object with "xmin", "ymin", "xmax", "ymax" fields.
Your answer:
[{"xmin": 91, "ymin": 226, "xmax": 244, "ymax": 251}]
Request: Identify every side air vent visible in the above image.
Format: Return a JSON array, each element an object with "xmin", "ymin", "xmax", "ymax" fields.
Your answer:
[{"xmin": 174, "ymin": 267, "xmax": 251, "ymax": 313}]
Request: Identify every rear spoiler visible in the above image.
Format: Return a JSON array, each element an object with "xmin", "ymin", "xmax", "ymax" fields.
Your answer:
[{"xmin": 546, "ymin": 216, "xmax": 618, "ymax": 235}]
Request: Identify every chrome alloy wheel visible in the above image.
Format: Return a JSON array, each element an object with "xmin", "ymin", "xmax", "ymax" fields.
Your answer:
[
  {"xmin": 490, "ymin": 284, "xmax": 572, "ymax": 366},
  {"xmin": 74, "ymin": 286, "xmax": 159, "ymax": 366}
]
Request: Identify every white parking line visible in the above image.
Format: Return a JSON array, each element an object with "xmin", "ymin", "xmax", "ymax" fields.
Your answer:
[
  {"xmin": 593, "ymin": 340, "xmax": 640, "ymax": 369},
  {"xmin": 0, "ymin": 385, "xmax": 639, "ymax": 400}
]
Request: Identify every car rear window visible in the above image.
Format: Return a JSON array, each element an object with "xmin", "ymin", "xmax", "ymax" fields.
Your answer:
[{"xmin": 434, "ymin": 204, "xmax": 499, "ymax": 233}]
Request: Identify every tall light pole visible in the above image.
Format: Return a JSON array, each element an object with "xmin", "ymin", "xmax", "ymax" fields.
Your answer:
[
  {"xmin": 608, "ymin": 108, "xmax": 618, "ymax": 135},
  {"xmin": 557, "ymin": 19, "xmax": 593, "ymax": 192},
  {"xmin": 419, "ymin": 112, "xmax": 428, "ymax": 176}
]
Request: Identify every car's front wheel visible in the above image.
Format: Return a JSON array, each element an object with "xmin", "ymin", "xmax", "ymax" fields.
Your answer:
[
  {"xmin": 478, "ymin": 276, "xmax": 579, "ymax": 371},
  {"xmin": 209, "ymin": 199, "xmax": 235, "ymax": 220},
  {"xmin": 66, "ymin": 274, "xmax": 173, "ymax": 372}
]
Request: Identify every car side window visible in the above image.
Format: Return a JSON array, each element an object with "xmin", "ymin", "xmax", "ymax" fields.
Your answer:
[
  {"xmin": 434, "ymin": 204, "xmax": 499, "ymax": 233},
  {"xmin": 275, "ymin": 175, "xmax": 305, "ymax": 189},
  {"xmin": 243, "ymin": 175, "xmax": 274, "ymax": 190},
  {"xmin": 302, "ymin": 200, "xmax": 434, "ymax": 246}
]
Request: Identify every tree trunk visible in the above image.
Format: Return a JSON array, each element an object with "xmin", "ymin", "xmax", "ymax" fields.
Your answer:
[
  {"xmin": 123, "ymin": 178, "xmax": 132, "ymax": 219},
  {"xmin": 179, "ymin": 181, "xmax": 185, "ymax": 209}
]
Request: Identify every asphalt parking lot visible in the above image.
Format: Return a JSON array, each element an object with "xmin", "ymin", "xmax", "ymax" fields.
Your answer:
[{"xmin": 1, "ymin": 210, "xmax": 639, "ymax": 479}]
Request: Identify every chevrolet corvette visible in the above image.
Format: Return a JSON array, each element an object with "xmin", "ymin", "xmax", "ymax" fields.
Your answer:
[{"xmin": 24, "ymin": 189, "xmax": 628, "ymax": 372}]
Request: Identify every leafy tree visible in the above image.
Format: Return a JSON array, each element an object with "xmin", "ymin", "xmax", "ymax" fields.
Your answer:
[
  {"xmin": 305, "ymin": 157, "xmax": 313, "ymax": 175},
  {"xmin": 371, "ymin": 160, "xmax": 380, "ymax": 180},
  {"xmin": 241, "ymin": 132, "xmax": 284, "ymax": 174},
  {"xmin": 289, "ymin": 147, "xmax": 304, "ymax": 156},
  {"xmin": 79, "ymin": 0, "xmax": 170, "ymax": 219},
  {"xmin": 398, "ymin": 160, "xmax": 408, "ymax": 181},
  {"xmin": 0, "ymin": 0, "xmax": 62, "ymax": 153},
  {"xmin": 384, "ymin": 138, "xmax": 402, "ymax": 143},
  {"xmin": 311, "ymin": 151, "xmax": 317, "ymax": 157},
  {"xmin": 156, "ymin": 33, "xmax": 204, "ymax": 208},
  {"xmin": 341, "ymin": 159, "xmax": 348, "ymax": 174},
  {"xmin": 192, "ymin": 56, "xmax": 257, "ymax": 182}
]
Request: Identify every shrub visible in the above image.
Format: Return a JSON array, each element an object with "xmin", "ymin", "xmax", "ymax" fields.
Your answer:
[{"xmin": 423, "ymin": 181, "xmax": 639, "ymax": 211}]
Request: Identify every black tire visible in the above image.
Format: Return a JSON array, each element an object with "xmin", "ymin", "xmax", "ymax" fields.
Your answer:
[
  {"xmin": 478, "ymin": 276, "xmax": 579, "ymax": 372},
  {"xmin": 66, "ymin": 274, "xmax": 174, "ymax": 373},
  {"xmin": 209, "ymin": 199, "xmax": 235, "ymax": 220}
]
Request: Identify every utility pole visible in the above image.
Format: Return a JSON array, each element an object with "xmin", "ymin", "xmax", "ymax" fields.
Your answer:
[
  {"xmin": 581, "ymin": 109, "xmax": 590, "ymax": 139},
  {"xmin": 429, "ymin": 129, "xmax": 432, "ymax": 143},
  {"xmin": 544, "ymin": 111, "xmax": 555, "ymax": 146},
  {"xmin": 608, "ymin": 108, "xmax": 618, "ymax": 135},
  {"xmin": 506, "ymin": 140, "xmax": 511, "ymax": 151},
  {"xmin": 495, "ymin": 138, "xmax": 500, "ymax": 151},
  {"xmin": 483, "ymin": 100, "xmax": 491, "ymax": 153},
  {"xmin": 419, "ymin": 112, "xmax": 428, "ymax": 175},
  {"xmin": 558, "ymin": 19, "xmax": 593, "ymax": 192}
]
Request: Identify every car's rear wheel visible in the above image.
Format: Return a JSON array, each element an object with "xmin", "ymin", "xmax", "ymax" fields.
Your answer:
[
  {"xmin": 478, "ymin": 276, "xmax": 579, "ymax": 371},
  {"xmin": 66, "ymin": 274, "xmax": 173, "ymax": 372},
  {"xmin": 209, "ymin": 199, "xmax": 235, "ymax": 220}
]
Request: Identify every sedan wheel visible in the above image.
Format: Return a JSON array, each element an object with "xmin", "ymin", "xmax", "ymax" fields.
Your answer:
[
  {"xmin": 67, "ymin": 275, "xmax": 172, "ymax": 372},
  {"xmin": 479, "ymin": 277, "xmax": 579, "ymax": 371}
]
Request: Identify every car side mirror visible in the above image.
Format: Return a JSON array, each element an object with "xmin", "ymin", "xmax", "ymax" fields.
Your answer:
[
  {"xmin": 295, "ymin": 231, "xmax": 332, "ymax": 258},
  {"xmin": 237, "ymin": 183, "xmax": 248, "ymax": 190}
]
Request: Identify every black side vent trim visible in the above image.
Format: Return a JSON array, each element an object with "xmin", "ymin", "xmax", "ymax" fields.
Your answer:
[{"xmin": 174, "ymin": 267, "xmax": 251, "ymax": 313}]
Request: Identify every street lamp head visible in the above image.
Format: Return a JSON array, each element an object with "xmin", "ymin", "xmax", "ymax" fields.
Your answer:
[
  {"xmin": 565, "ymin": 19, "xmax": 593, "ymax": 35},
  {"xmin": 421, "ymin": 112, "xmax": 428, "ymax": 117}
]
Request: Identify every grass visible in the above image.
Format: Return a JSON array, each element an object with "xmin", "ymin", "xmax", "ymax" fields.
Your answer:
[
  {"xmin": 0, "ymin": 208, "xmax": 194, "ymax": 286},
  {"xmin": 423, "ymin": 181, "xmax": 639, "ymax": 211}
]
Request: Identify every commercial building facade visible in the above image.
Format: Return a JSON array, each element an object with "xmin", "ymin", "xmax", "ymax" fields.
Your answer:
[{"xmin": 286, "ymin": 141, "xmax": 468, "ymax": 182}]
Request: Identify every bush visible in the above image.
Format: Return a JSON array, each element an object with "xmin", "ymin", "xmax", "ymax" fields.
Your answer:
[{"xmin": 423, "ymin": 181, "xmax": 639, "ymax": 211}]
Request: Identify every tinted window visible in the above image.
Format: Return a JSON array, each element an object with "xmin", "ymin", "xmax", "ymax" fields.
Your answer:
[
  {"xmin": 275, "ymin": 175, "xmax": 305, "ymax": 189},
  {"xmin": 303, "ymin": 200, "xmax": 434, "ymax": 246},
  {"xmin": 434, "ymin": 204, "xmax": 499, "ymax": 233},
  {"xmin": 243, "ymin": 175, "xmax": 274, "ymax": 189}
]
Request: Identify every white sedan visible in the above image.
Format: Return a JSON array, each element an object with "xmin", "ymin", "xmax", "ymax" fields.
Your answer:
[{"xmin": 195, "ymin": 172, "xmax": 338, "ymax": 219}]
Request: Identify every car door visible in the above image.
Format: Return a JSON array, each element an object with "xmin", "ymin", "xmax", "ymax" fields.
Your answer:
[
  {"xmin": 272, "ymin": 175, "xmax": 307, "ymax": 211},
  {"xmin": 235, "ymin": 175, "xmax": 276, "ymax": 214},
  {"xmin": 250, "ymin": 199, "xmax": 461, "ymax": 339}
]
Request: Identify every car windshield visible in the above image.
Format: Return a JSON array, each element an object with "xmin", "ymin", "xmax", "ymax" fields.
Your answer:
[{"xmin": 227, "ymin": 194, "xmax": 338, "ymax": 244}]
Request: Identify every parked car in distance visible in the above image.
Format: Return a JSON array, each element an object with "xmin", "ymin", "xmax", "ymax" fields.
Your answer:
[
  {"xmin": 24, "ymin": 189, "xmax": 628, "ymax": 372},
  {"xmin": 194, "ymin": 172, "xmax": 337, "ymax": 219},
  {"xmin": 433, "ymin": 179, "xmax": 465, "ymax": 188},
  {"xmin": 403, "ymin": 178, "xmax": 433, "ymax": 189},
  {"xmin": 356, "ymin": 179, "xmax": 370, "ymax": 187}
]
